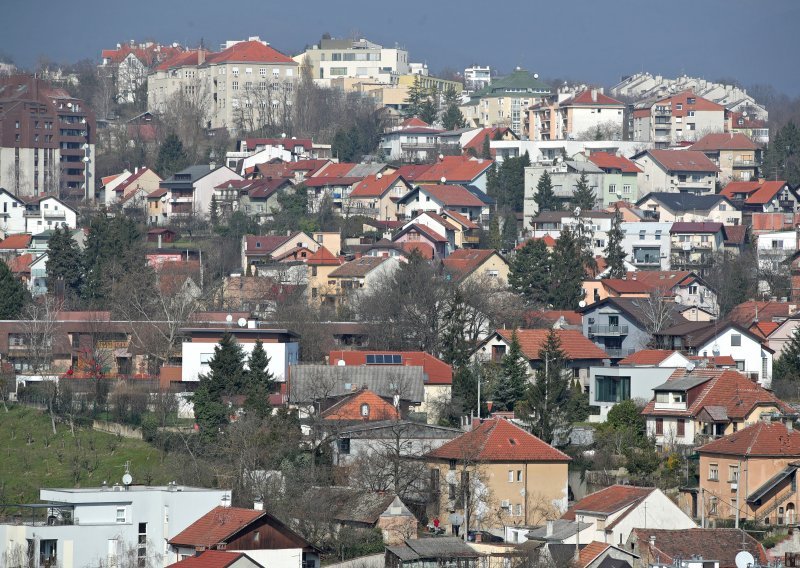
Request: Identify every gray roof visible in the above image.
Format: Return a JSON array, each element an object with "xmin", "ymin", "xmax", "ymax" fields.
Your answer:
[
  {"xmin": 565, "ymin": 161, "xmax": 604, "ymax": 174},
  {"xmin": 700, "ymin": 405, "xmax": 729, "ymax": 421},
  {"xmin": 652, "ymin": 375, "xmax": 713, "ymax": 392},
  {"xmin": 305, "ymin": 487, "xmax": 406, "ymax": 524},
  {"xmin": 288, "ymin": 365, "xmax": 425, "ymax": 403},
  {"xmin": 638, "ymin": 192, "xmax": 729, "ymax": 213},
  {"xmin": 387, "ymin": 537, "xmax": 479, "ymax": 560},
  {"xmin": 336, "ymin": 420, "xmax": 462, "ymax": 439},
  {"xmin": 347, "ymin": 163, "xmax": 386, "ymax": 177},
  {"xmin": 161, "ymin": 164, "xmax": 224, "ymax": 186},
  {"xmin": 526, "ymin": 520, "xmax": 591, "ymax": 542}
]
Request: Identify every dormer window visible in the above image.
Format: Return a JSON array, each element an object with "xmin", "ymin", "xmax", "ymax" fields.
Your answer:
[{"xmin": 361, "ymin": 403, "xmax": 370, "ymax": 417}]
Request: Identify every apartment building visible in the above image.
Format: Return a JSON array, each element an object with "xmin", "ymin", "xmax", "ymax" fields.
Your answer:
[
  {"xmin": 0, "ymin": 75, "xmax": 96, "ymax": 201},
  {"xmin": 688, "ymin": 133, "xmax": 761, "ymax": 183},
  {"xmin": 100, "ymin": 41, "xmax": 183, "ymax": 103},
  {"xmin": 631, "ymin": 91, "xmax": 726, "ymax": 147},
  {"xmin": 147, "ymin": 38, "xmax": 298, "ymax": 132},
  {"xmin": 293, "ymin": 36, "xmax": 410, "ymax": 86},
  {"xmin": 633, "ymin": 149, "xmax": 719, "ymax": 195},
  {"xmin": 464, "ymin": 65, "xmax": 491, "ymax": 91},
  {"xmin": 669, "ymin": 222, "xmax": 727, "ymax": 275},
  {"xmin": 530, "ymin": 89, "xmax": 625, "ymax": 141}
]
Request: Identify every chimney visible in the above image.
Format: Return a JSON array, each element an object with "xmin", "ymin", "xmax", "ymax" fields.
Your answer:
[
  {"xmin": 591, "ymin": 89, "xmax": 598, "ymax": 103},
  {"xmin": 649, "ymin": 535, "xmax": 656, "ymax": 548},
  {"xmin": 546, "ymin": 519, "xmax": 554, "ymax": 537},
  {"xmin": 198, "ymin": 48, "xmax": 205, "ymax": 66},
  {"xmin": 253, "ymin": 500, "xmax": 264, "ymax": 511}
]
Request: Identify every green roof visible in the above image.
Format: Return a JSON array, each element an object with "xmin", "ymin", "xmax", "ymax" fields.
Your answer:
[{"xmin": 471, "ymin": 70, "xmax": 552, "ymax": 99}]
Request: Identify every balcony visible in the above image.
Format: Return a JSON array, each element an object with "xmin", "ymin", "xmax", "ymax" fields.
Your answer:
[
  {"xmin": 401, "ymin": 142, "xmax": 437, "ymax": 150},
  {"xmin": 605, "ymin": 348, "xmax": 635, "ymax": 359},
  {"xmin": 463, "ymin": 234, "xmax": 480, "ymax": 244},
  {"xmin": 733, "ymin": 159, "xmax": 758, "ymax": 168},
  {"xmin": 633, "ymin": 258, "xmax": 661, "ymax": 266},
  {"xmin": 588, "ymin": 325, "xmax": 629, "ymax": 336}
]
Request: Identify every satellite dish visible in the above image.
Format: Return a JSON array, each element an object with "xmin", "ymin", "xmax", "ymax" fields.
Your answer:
[
  {"xmin": 685, "ymin": 362, "xmax": 696, "ymax": 372},
  {"xmin": 674, "ymin": 294, "xmax": 683, "ymax": 304},
  {"xmin": 712, "ymin": 343, "xmax": 721, "ymax": 357},
  {"xmin": 440, "ymin": 176, "xmax": 447, "ymax": 184},
  {"xmin": 237, "ymin": 317, "xmax": 247, "ymax": 328},
  {"xmin": 376, "ymin": 173, "xmax": 383, "ymax": 179},
  {"xmin": 735, "ymin": 551, "xmax": 755, "ymax": 568},
  {"xmin": 122, "ymin": 473, "xmax": 133, "ymax": 486},
  {"xmin": 533, "ymin": 73, "xmax": 539, "ymax": 79},
  {"xmin": 225, "ymin": 314, "xmax": 233, "ymax": 323},
  {"xmin": 578, "ymin": 300, "xmax": 587, "ymax": 308},
  {"xmin": 336, "ymin": 359, "xmax": 346, "ymax": 366}
]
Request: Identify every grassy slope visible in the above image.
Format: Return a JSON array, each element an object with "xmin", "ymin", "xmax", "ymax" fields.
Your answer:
[{"xmin": 0, "ymin": 405, "xmax": 178, "ymax": 504}]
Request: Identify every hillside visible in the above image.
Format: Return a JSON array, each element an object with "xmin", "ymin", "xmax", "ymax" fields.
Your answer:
[{"xmin": 0, "ymin": 405, "xmax": 179, "ymax": 504}]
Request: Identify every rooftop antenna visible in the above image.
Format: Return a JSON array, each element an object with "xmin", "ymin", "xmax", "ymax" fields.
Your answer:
[{"xmin": 122, "ymin": 461, "xmax": 133, "ymax": 489}]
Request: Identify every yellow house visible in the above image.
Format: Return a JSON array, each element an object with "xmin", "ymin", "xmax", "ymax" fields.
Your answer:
[
  {"xmin": 424, "ymin": 418, "xmax": 570, "ymax": 534},
  {"xmin": 691, "ymin": 420, "xmax": 800, "ymax": 525},
  {"xmin": 146, "ymin": 188, "xmax": 168, "ymax": 225},
  {"xmin": 442, "ymin": 249, "xmax": 510, "ymax": 287},
  {"xmin": 306, "ymin": 246, "xmax": 343, "ymax": 305},
  {"xmin": 347, "ymin": 173, "xmax": 413, "ymax": 221}
]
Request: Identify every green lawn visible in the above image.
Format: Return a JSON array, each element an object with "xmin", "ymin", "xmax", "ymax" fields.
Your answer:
[{"xmin": 0, "ymin": 405, "xmax": 179, "ymax": 504}]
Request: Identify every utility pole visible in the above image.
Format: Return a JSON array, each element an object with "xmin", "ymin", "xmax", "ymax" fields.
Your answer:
[
  {"xmin": 700, "ymin": 487, "xmax": 705, "ymax": 529},
  {"xmin": 735, "ymin": 460, "xmax": 741, "ymax": 529}
]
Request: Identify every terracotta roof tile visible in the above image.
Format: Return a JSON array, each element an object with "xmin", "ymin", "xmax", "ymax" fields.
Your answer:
[
  {"xmin": 688, "ymin": 133, "xmax": 758, "ymax": 152},
  {"xmin": 562, "ymin": 90, "xmax": 624, "ymax": 106},
  {"xmin": 746, "ymin": 181, "xmax": 788, "ymax": 205},
  {"xmin": 442, "ymin": 249, "xmax": 498, "ymax": 280},
  {"xmin": 619, "ymin": 350, "xmax": 678, "ymax": 366},
  {"xmin": 631, "ymin": 528, "xmax": 767, "ymax": 568},
  {"xmin": 578, "ymin": 542, "xmax": 612, "ymax": 568},
  {"xmin": 646, "ymin": 150, "xmax": 719, "ymax": 173},
  {"xmin": 697, "ymin": 421, "xmax": 800, "ymax": 457},
  {"xmin": 751, "ymin": 320, "xmax": 779, "ymax": 338},
  {"xmin": 588, "ymin": 152, "xmax": 642, "ymax": 174},
  {"xmin": 561, "ymin": 485, "xmax": 654, "ymax": 520},
  {"xmin": 723, "ymin": 225, "xmax": 748, "ymax": 245},
  {"xmin": 5, "ymin": 253, "xmax": 34, "ymax": 274},
  {"xmin": 602, "ymin": 279, "xmax": 654, "ymax": 295},
  {"xmin": 169, "ymin": 506, "xmax": 263, "ymax": 547},
  {"xmin": 442, "ymin": 210, "xmax": 479, "ymax": 230},
  {"xmin": 719, "ymin": 180, "xmax": 760, "ymax": 199},
  {"xmin": 0, "ymin": 234, "xmax": 32, "ymax": 249},
  {"xmin": 622, "ymin": 271, "xmax": 694, "ymax": 290},
  {"xmin": 394, "ymin": 164, "xmax": 432, "ymax": 182},
  {"xmin": 400, "ymin": 117, "xmax": 430, "ymax": 128},
  {"xmin": 494, "ymin": 329, "xmax": 608, "ymax": 361},
  {"xmin": 727, "ymin": 301, "xmax": 795, "ymax": 328},
  {"xmin": 416, "ymin": 184, "xmax": 485, "ymax": 207},
  {"xmin": 415, "ymin": 156, "xmax": 493, "ymax": 183},
  {"xmin": 329, "ymin": 256, "xmax": 389, "ymax": 278},
  {"xmin": 155, "ymin": 49, "xmax": 208, "ymax": 71},
  {"xmin": 328, "ymin": 350, "xmax": 452, "ymax": 385},
  {"xmin": 654, "ymin": 91, "xmax": 725, "ymax": 113},
  {"xmin": 425, "ymin": 417, "xmax": 570, "ymax": 462},
  {"xmin": 669, "ymin": 222, "xmax": 724, "ymax": 234},
  {"xmin": 349, "ymin": 173, "xmax": 404, "ymax": 198},
  {"xmin": 320, "ymin": 388, "xmax": 401, "ymax": 421},
  {"xmin": 244, "ymin": 235, "xmax": 289, "ymax": 255},
  {"xmin": 206, "ymin": 40, "xmax": 295, "ymax": 64},
  {"xmin": 168, "ymin": 551, "xmax": 249, "ymax": 568},
  {"xmin": 307, "ymin": 246, "xmax": 342, "ymax": 266}
]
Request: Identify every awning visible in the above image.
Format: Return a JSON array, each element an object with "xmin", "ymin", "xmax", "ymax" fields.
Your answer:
[{"xmin": 747, "ymin": 465, "xmax": 797, "ymax": 505}]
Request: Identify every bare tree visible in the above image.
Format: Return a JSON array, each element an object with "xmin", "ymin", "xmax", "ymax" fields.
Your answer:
[
  {"xmin": 21, "ymin": 297, "xmax": 62, "ymax": 433},
  {"xmin": 632, "ymin": 288, "xmax": 675, "ymax": 348}
]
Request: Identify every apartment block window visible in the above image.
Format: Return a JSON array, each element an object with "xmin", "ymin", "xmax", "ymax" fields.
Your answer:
[
  {"xmin": 639, "ymin": 230, "xmax": 646, "ymax": 240},
  {"xmin": 729, "ymin": 465, "xmax": 739, "ymax": 482},
  {"xmin": 245, "ymin": 67, "xmax": 252, "ymax": 75},
  {"xmin": 623, "ymin": 184, "xmax": 631, "ymax": 194},
  {"xmin": 677, "ymin": 419, "xmax": 685, "ymax": 437},
  {"xmin": 709, "ymin": 463, "xmax": 719, "ymax": 481},
  {"xmin": 609, "ymin": 184, "xmax": 617, "ymax": 194},
  {"xmin": 688, "ymin": 110, "xmax": 696, "ymax": 117},
  {"xmin": 515, "ymin": 504, "xmax": 522, "ymax": 516},
  {"xmin": 272, "ymin": 68, "xmax": 280, "ymax": 77},
  {"xmin": 232, "ymin": 81, "xmax": 239, "ymax": 91},
  {"xmin": 232, "ymin": 67, "xmax": 239, "ymax": 76},
  {"xmin": 688, "ymin": 98, "xmax": 696, "ymax": 104},
  {"xmin": 675, "ymin": 103, "xmax": 683, "ymax": 110},
  {"xmin": 709, "ymin": 497, "xmax": 718, "ymax": 515},
  {"xmin": 655, "ymin": 230, "xmax": 662, "ymax": 240},
  {"xmin": 286, "ymin": 68, "xmax": 294, "ymax": 77},
  {"xmin": 15, "ymin": 121, "xmax": 20, "ymax": 128},
  {"xmin": 116, "ymin": 507, "xmax": 127, "ymax": 523},
  {"xmin": 508, "ymin": 470, "xmax": 514, "ymax": 482},
  {"xmin": 731, "ymin": 334, "xmax": 742, "ymax": 347}
]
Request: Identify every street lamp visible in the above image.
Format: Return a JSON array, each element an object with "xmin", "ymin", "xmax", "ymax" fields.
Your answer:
[{"xmin": 82, "ymin": 143, "xmax": 91, "ymax": 201}]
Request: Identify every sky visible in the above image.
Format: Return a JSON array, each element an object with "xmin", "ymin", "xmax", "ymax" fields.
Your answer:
[{"xmin": 2, "ymin": 0, "xmax": 799, "ymax": 96}]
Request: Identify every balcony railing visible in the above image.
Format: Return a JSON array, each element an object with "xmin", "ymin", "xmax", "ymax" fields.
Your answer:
[
  {"xmin": 605, "ymin": 348, "xmax": 635, "ymax": 358},
  {"xmin": 588, "ymin": 325, "xmax": 629, "ymax": 336},
  {"xmin": 401, "ymin": 142, "xmax": 437, "ymax": 150},
  {"xmin": 733, "ymin": 159, "xmax": 758, "ymax": 167}
]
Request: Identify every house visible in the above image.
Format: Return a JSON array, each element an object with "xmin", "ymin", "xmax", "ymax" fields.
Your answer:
[
  {"xmin": 399, "ymin": 211, "xmax": 481, "ymax": 252},
  {"xmin": 635, "ymin": 193, "xmax": 740, "ymax": 225},
  {"xmin": 573, "ymin": 542, "xmax": 639, "ymax": 568},
  {"xmin": 442, "ymin": 249, "xmax": 510, "ymax": 286},
  {"xmin": 169, "ymin": 550, "xmax": 265, "ymax": 568},
  {"xmin": 303, "ymin": 487, "xmax": 417, "ymax": 544},
  {"xmin": 180, "ymin": 324, "xmax": 299, "ymax": 384},
  {"xmin": 319, "ymin": 387, "xmax": 401, "ymax": 422},
  {"xmin": 473, "ymin": 329, "xmax": 609, "ymax": 388},
  {"xmin": 0, "ymin": 188, "xmax": 26, "ymax": 235},
  {"xmin": 100, "ymin": 41, "xmax": 183, "ymax": 104},
  {"xmin": 0, "ymin": 484, "xmax": 230, "ymax": 568},
  {"xmin": 524, "ymin": 161, "xmax": 605, "ymax": 218},
  {"xmin": 214, "ymin": 178, "xmax": 292, "ymax": 223},
  {"xmin": 347, "ymin": 173, "xmax": 413, "ymax": 221},
  {"xmin": 424, "ymin": 417, "xmax": 571, "ymax": 533},
  {"xmin": 688, "ymin": 133, "xmax": 761, "ymax": 183},
  {"xmin": 655, "ymin": 320, "xmax": 773, "ymax": 385},
  {"xmin": 459, "ymin": 126, "xmax": 518, "ymax": 158},
  {"xmin": 155, "ymin": 165, "xmax": 242, "ymax": 224},
  {"xmin": 396, "ymin": 184, "xmax": 490, "ymax": 226},
  {"xmin": 0, "ymin": 232, "xmax": 32, "ymax": 259},
  {"xmin": 586, "ymin": 152, "xmax": 643, "ymax": 207},
  {"xmin": 628, "ymin": 528, "xmax": 767, "ymax": 568},
  {"xmin": 631, "ymin": 91, "xmax": 726, "ymax": 148},
  {"xmin": 412, "ymin": 155, "xmax": 495, "ymax": 192},
  {"xmin": 633, "ymin": 150, "xmax": 718, "ymax": 196},
  {"xmin": 386, "ymin": 537, "xmax": 480, "ymax": 568},
  {"xmin": 690, "ymin": 419, "xmax": 800, "ymax": 524},
  {"xmin": 241, "ymin": 232, "xmax": 322, "ymax": 273},
  {"xmin": 618, "ymin": 221, "xmax": 672, "ymax": 270},
  {"xmin": 641, "ymin": 368, "xmax": 790, "ymax": 449},
  {"xmin": 529, "ymin": 89, "xmax": 625, "ymax": 142},
  {"xmin": 620, "ymin": 271, "xmax": 717, "ymax": 312},
  {"xmin": 579, "ymin": 297, "xmax": 687, "ymax": 360},
  {"xmin": 107, "ymin": 166, "xmax": 162, "ymax": 209},
  {"xmin": 322, "ymin": 256, "xmax": 400, "ymax": 308},
  {"xmin": 328, "ymin": 350, "xmax": 452, "ymax": 421},
  {"xmin": 22, "ymin": 195, "xmax": 78, "ymax": 235},
  {"xmin": 766, "ymin": 315, "xmax": 800, "ymax": 357},
  {"xmin": 380, "ymin": 123, "xmax": 445, "ymax": 162},
  {"xmin": 669, "ymin": 222, "xmax": 726, "ymax": 275},
  {"xmin": 557, "ymin": 485, "xmax": 696, "ymax": 547},
  {"xmin": 527, "ymin": 211, "xmax": 616, "ymax": 256},
  {"xmin": 756, "ymin": 230, "xmax": 796, "ymax": 279},
  {"xmin": 168, "ymin": 505, "xmax": 320, "ymax": 568},
  {"xmin": 719, "ymin": 180, "xmax": 797, "ymax": 215},
  {"xmin": 306, "ymin": 246, "xmax": 343, "ymax": 304},
  {"xmin": 393, "ymin": 221, "xmax": 452, "ymax": 258},
  {"xmin": 588, "ymin": 350, "xmax": 692, "ymax": 422}
]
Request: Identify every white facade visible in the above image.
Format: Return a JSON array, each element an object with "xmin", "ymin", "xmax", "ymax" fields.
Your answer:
[
  {"xmin": 756, "ymin": 230, "xmax": 796, "ymax": 274},
  {"xmin": 180, "ymin": 335, "xmax": 299, "ymax": 383},
  {"xmin": 634, "ymin": 154, "xmax": 717, "ymax": 196},
  {"xmin": 464, "ymin": 65, "xmax": 491, "ymax": 92},
  {"xmin": 293, "ymin": 37, "xmax": 410, "ymax": 86},
  {"xmin": 589, "ymin": 362, "xmax": 685, "ymax": 422},
  {"xmin": 24, "ymin": 197, "xmax": 77, "ymax": 235},
  {"xmin": 696, "ymin": 327, "xmax": 773, "ymax": 387},
  {"xmin": 0, "ymin": 190, "xmax": 26, "ymax": 236},
  {"xmin": 621, "ymin": 221, "xmax": 672, "ymax": 270},
  {"xmin": 0, "ymin": 485, "xmax": 229, "ymax": 568},
  {"xmin": 0, "ymin": 146, "xmax": 63, "ymax": 198}
]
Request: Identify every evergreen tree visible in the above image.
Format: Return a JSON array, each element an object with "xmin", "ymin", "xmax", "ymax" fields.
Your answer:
[
  {"xmin": 439, "ymin": 288, "xmax": 470, "ymax": 369},
  {"xmin": 450, "ymin": 362, "xmax": 480, "ymax": 420},
  {"xmin": 0, "ymin": 260, "xmax": 26, "ymax": 319},
  {"xmin": 155, "ymin": 133, "xmax": 189, "ymax": 179},
  {"xmin": 403, "ymin": 75, "xmax": 427, "ymax": 118},
  {"xmin": 192, "ymin": 375, "xmax": 229, "ymax": 444},
  {"xmin": 209, "ymin": 333, "xmax": 247, "ymax": 395},
  {"xmin": 549, "ymin": 226, "xmax": 586, "ymax": 309},
  {"xmin": 501, "ymin": 212, "xmax": 518, "ymax": 251},
  {"xmin": 418, "ymin": 95, "xmax": 438, "ymax": 126},
  {"xmin": 604, "ymin": 206, "xmax": 627, "ymax": 279},
  {"xmin": 210, "ymin": 195, "xmax": 220, "ymax": 228},
  {"xmin": 244, "ymin": 340, "xmax": 276, "ymax": 419},
  {"xmin": 485, "ymin": 163, "xmax": 499, "ymax": 200},
  {"xmin": 46, "ymin": 226, "xmax": 84, "ymax": 299},
  {"xmin": 564, "ymin": 380, "xmax": 590, "ymax": 423},
  {"xmin": 481, "ymin": 135, "xmax": 492, "ymax": 160},
  {"xmin": 534, "ymin": 170, "xmax": 560, "ymax": 212},
  {"xmin": 442, "ymin": 87, "xmax": 466, "ymax": 130},
  {"xmin": 487, "ymin": 216, "xmax": 502, "ymax": 250},
  {"xmin": 572, "ymin": 172, "xmax": 596, "ymax": 211},
  {"xmin": 509, "ymin": 238, "xmax": 551, "ymax": 306},
  {"xmin": 494, "ymin": 331, "xmax": 529, "ymax": 411},
  {"xmin": 774, "ymin": 329, "xmax": 800, "ymax": 384},
  {"xmin": 571, "ymin": 214, "xmax": 598, "ymax": 275},
  {"xmin": 521, "ymin": 330, "xmax": 571, "ymax": 444}
]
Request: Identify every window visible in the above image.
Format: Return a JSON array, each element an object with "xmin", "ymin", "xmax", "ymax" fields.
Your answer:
[
  {"xmin": 709, "ymin": 463, "xmax": 719, "ymax": 481},
  {"xmin": 338, "ymin": 438, "xmax": 350, "ymax": 454},
  {"xmin": 688, "ymin": 285, "xmax": 698, "ymax": 294},
  {"xmin": 232, "ymin": 67, "xmax": 239, "ymax": 76},
  {"xmin": 675, "ymin": 103, "xmax": 683, "ymax": 110},
  {"xmin": 515, "ymin": 504, "xmax": 522, "ymax": 516},
  {"xmin": 199, "ymin": 353, "xmax": 214, "ymax": 364},
  {"xmin": 687, "ymin": 97, "xmax": 696, "ymax": 104},
  {"xmin": 736, "ymin": 360, "xmax": 745, "ymax": 371},
  {"xmin": 677, "ymin": 419, "xmax": 685, "ymax": 437},
  {"xmin": 688, "ymin": 110, "xmax": 696, "ymax": 117},
  {"xmin": 729, "ymin": 465, "xmax": 739, "ymax": 482},
  {"xmin": 595, "ymin": 376, "xmax": 631, "ymax": 403},
  {"xmin": 272, "ymin": 68, "xmax": 279, "ymax": 77},
  {"xmin": 517, "ymin": 470, "xmax": 522, "ymax": 482},
  {"xmin": 731, "ymin": 334, "xmax": 742, "ymax": 347},
  {"xmin": 232, "ymin": 81, "xmax": 239, "ymax": 91},
  {"xmin": 448, "ymin": 483, "xmax": 457, "ymax": 500},
  {"xmin": 609, "ymin": 184, "xmax": 617, "ymax": 194},
  {"xmin": 655, "ymin": 418, "xmax": 664, "ymax": 435},
  {"xmin": 508, "ymin": 470, "xmax": 514, "ymax": 482},
  {"xmin": 709, "ymin": 497, "xmax": 718, "ymax": 515},
  {"xmin": 639, "ymin": 230, "xmax": 646, "ymax": 240},
  {"xmin": 655, "ymin": 230, "xmax": 662, "ymax": 240},
  {"xmin": 116, "ymin": 507, "xmax": 126, "ymax": 523},
  {"xmin": 623, "ymin": 184, "xmax": 631, "ymax": 194},
  {"xmin": 492, "ymin": 344, "xmax": 506, "ymax": 362},
  {"xmin": 360, "ymin": 403, "xmax": 370, "ymax": 417}
]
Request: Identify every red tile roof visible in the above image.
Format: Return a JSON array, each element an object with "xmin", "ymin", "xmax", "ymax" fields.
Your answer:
[
  {"xmin": 417, "ymin": 184, "xmax": 485, "ymax": 207},
  {"xmin": 588, "ymin": 152, "xmax": 642, "ymax": 174},
  {"xmin": 723, "ymin": 225, "xmax": 748, "ymax": 245},
  {"xmin": 619, "ymin": 350, "xmax": 678, "ymax": 366},
  {"xmin": 562, "ymin": 90, "xmax": 624, "ymax": 107},
  {"xmin": 562, "ymin": 485, "xmax": 654, "ymax": 520},
  {"xmin": 329, "ymin": 350, "xmax": 452, "ymax": 385},
  {"xmin": 320, "ymin": 388, "xmax": 401, "ymax": 421},
  {"xmin": 719, "ymin": 180, "xmax": 760, "ymax": 199},
  {"xmin": 0, "ymin": 234, "xmax": 32, "ymax": 250},
  {"xmin": 494, "ymin": 329, "xmax": 608, "ymax": 361},
  {"xmin": 312, "ymin": 162, "xmax": 357, "ymax": 179},
  {"xmin": 400, "ymin": 117, "xmax": 430, "ymax": 128},
  {"xmin": 396, "ymin": 223, "xmax": 448, "ymax": 244},
  {"xmin": 102, "ymin": 173, "xmax": 124, "ymax": 186},
  {"xmin": 689, "ymin": 133, "xmax": 758, "ymax": 152},
  {"xmin": 349, "ymin": 172, "xmax": 404, "ymax": 198},
  {"xmin": 155, "ymin": 49, "xmax": 209, "ymax": 71},
  {"xmin": 244, "ymin": 235, "xmax": 289, "ymax": 256},
  {"xmin": 147, "ymin": 188, "xmax": 168, "ymax": 198},
  {"xmin": 304, "ymin": 176, "xmax": 361, "ymax": 188},
  {"xmin": 669, "ymin": 221, "xmax": 724, "ymax": 234},
  {"xmin": 602, "ymin": 278, "xmax": 654, "ymax": 295},
  {"xmin": 687, "ymin": 355, "xmax": 737, "ymax": 367},
  {"xmin": 307, "ymin": 246, "xmax": 342, "ymax": 266},
  {"xmin": 416, "ymin": 156, "xmax": 493, "ymax": 183},
  {"xmin": 632, "ymin": 528, "xmax": 767, "ymax": 568},
  {"xmin": 578, "ymin": 542, "xmax": 612, "ymax": 568},
  {"xmin": 745, "ymin": 181, "xmax": 788, "ymax": 205},
  {"xmin": 115, "ymin": 167, "xmax": 159, "ymax": 194},
  {"xmin": 168, "ymin": 551, "xmax": 250, "ymax": 568},
  {"xmin": 655, "ymin": 91, "xmax": 725, "ymax": 113},
  {"xmin": 622, "ymin": 271, "xmax": 694, "ymax": 290},
  {"xmin": 442, "ymin": 210, "xmax": 479, "ymax": 230},
  {"xmin": 5, "ymin": 253, "xmax": 34, "ymax": 274},
  {"xmin": 394, "ymin": 164, "xmax": 433, "ymax": 182},
  {"xmin": 461, "ymin": 127, "xmax": 515, "ymax": 155},
  {"xmin": 697, "ymin": 421, "xmax": 800, "ymax": 457},
  {"xmin": 646, "ymin": 150, "xmax": 719, "ymax": 173},
  {"xmin": 442, "ymin": 249, "xmax": 499, "ymax": 280},
  {"xmin": 751, "ymin": 320, "xmax": 780, "ymax": 338},
  {"xmin": 425, "ymin": 417, "xmax": 570, "ymax": 462},
  {"xmin": 169, "ymin": 506, "xmax": 263, "ymax": 547},
  {"xmin": 329, "ymin": 256, "xmax": 389, "ymax": 278},
  {"xmin": 727, "ymin": 301, "xmax": 796, "ymax": 328},
  {"xmin": 207, "ymin": 41, "xmax": 295, "ymax": 64},
  {"xmin": 244, "ymin": 137, "xmax": 312, "ymax": 152}
]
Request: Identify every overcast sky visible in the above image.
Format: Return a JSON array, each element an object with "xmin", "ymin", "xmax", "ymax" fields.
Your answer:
[{"xmin": 2, "ymin": 0, "xmax": 798, "ymax": 95}]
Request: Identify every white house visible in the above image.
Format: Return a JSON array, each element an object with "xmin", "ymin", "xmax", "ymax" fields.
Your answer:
[
  {"xmin": 620, "ymin": 221, "xmax": 672, "ymax": 270},
  {"xmin": 0, "ymin": 189, "xmax": 26, "ymax": 236},
  {"xmin": 0, "ymin": 484, "xmax": 230, "ymax": 568},
  {"xmin": 23, "ymin": 196, "xmax": 78, "ymax": 235},
  {"xmin": 756, "ymin": 230, "xmax": 796, "ymax": 279},
  {"xmin": 694, "ymin": 323, "xmax": 773, "ymax": 387}
]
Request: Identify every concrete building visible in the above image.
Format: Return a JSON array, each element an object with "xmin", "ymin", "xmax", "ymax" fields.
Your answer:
[
  {"xmin": 293, "ymin": 36, "xmax": 410, "ymax": 86},
  {"xmin": 688, "ymin": 133, "xmax": 761, "ymax": 184},
  {"xmin": 0, "ymin": 484, "xmax": 230, "ymax": 568},
  {"xmin": 154, "ymin": 164, "xmax": 241, "ymax": 225},
  {"xmin": 631, "ymin": 91, "xmax": 726, "ymax": 148},
  {"xmin": 632, "ymin": 150, "xmax": 719, "ymax": 196},
  {"xmin": 0, "ymin": 75, "xmax": 96, "ymax": 201},
  {"xmin": 100, "ymin": 41, "xmax": 184, "ymax": 104},
  {"xmin": 464, "ymin": 65, "xmax": 491, "ymax": 92},
  {"xmin": 530, "ymin": 89, "xmax": 625, "ymax": 141},
  {"xmin": 635, "ymin": 193, "xmax": 740, "ymax": 225}
]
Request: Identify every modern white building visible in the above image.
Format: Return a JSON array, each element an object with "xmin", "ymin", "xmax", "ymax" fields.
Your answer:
[
  {"xmin": 464, "ymin": 65, "xmax": 491, "ymax": 92},
  {"xmin": 621, "ymin": 221, "xmax": 672, "ymax": 270},
  {"xmin": 293, "ymin": 36, "xmax": 410, "ymax": 86},
  {"xmin": 0, "ymin": 484, "xmax": 230, "ymax": 568},
  {"xmin": 0, "ymin": 189, "xmax": 26, "ymax": 236}
]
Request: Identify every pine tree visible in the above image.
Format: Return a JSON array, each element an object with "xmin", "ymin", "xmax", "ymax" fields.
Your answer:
[
  {"xmin": 488, "ymin": 215, "xmax": 502, "ymax": 250},
  {"xmin": 501, "ymin": 212, "xmax": 518, "ymax": 250},
  {"xmin": 549, "ymin": 226, "xmax": 586, "ymax": 309},
  {"xmin": 521, "ymin": 330, "xmax": 571, "ymax": 444},
  {"xmin": 565, "ymin": 380, "xmax": 590, "ymax": 423},
  {"xmin": 192, "ymin": 376, "xmax": 229, "ymax": 443},
  {"xmin": 244, "ymin": 340, "xmax": 275, "ymax": 419},
  {"xmin": 46, "ymin": 226, "xmax": 83, "ymax": 299},
  {"xmin": 208, "ymin": 333, "xmax": 247, "ymax": 395},
  {"xmin": 509, "ymin": 238, "xmax": 551, "ymax": 306},
  {"xmin": 534, "ymin": 170, "xmax": 560, "ymax": 212},
  {"xmin": 83, "ymin": 215, "xmax": 149, "ymax": 304},
  {"xmin": 155, "ymin": 133, "xmax": 189, "ymax": 179},
  {"xmin": 481, "ymin": 135, "xmax": 492, "ymax": 160},
  {"xmin": 775, "ymin": 329, "xmax": 800, "ymax": 384},
  {"xmin": 0, "ymin": 260, "xmax": 26, "ymax": 319},
  {"xmin": 604, "ymin": 206, "xmax": 627, "ymax": 279},
  {"xmin": 439, "ymin": 289, "xmax": 470, "ymax": 369},
  {"xmin": 418, "ymin": 95, "xmax": 438, "ymax": 125},
  {"xmin": 494, "ymin": 331, "xmax": 529, "ymax": 411},
  {"xmin": 572, "ymin": 172, "xmax": 596, "ymax": 211},
  {"xmin": 486, "ymin": 163, "xmax": 499, "ymax": 200},
  {"xmin": 403, "ymin": 75, "xmax": 427, "ymax": 119},
  {"xmin": 442, "ymin": 87, "xmax": 465, "ymax": 131},
  {"xmin": 210, "ymin": 195, "xmax": 220, "ymax": 228}
]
